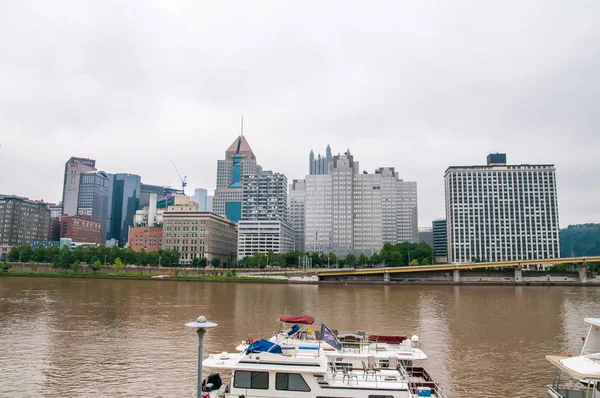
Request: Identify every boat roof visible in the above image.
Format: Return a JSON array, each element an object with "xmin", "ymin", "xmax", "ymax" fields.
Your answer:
[
  {"xmin": 584, "ymin": 318, "xmax": 600, "ymax": 327},
  {"xmin": 546, "ymin": 354, "xmax": 600, "ymax": 381},
  {"xmin": 279, "ymin": 315, "xmax": 315, "ymax": 325}
]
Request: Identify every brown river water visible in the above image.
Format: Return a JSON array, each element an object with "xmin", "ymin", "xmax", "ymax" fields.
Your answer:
[{"xmin": 0, "ymin": 276, "xmax": 598, "ymax": 397}]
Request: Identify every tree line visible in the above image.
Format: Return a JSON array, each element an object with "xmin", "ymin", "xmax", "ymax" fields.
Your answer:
[
  {"xmin": 5, "ymin": 241, "xmax": 435, "ymax": 269},
  {"xmin": 237, "ymin": 242, "xmax": 435, "ymax": 268},
  {"xmin": 5, "ymin": 244, "xmax": 182, "ymax": 268}
]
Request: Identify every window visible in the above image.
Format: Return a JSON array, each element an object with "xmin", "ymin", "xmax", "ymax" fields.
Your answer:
[
  {"xmin": 276, "ymin": 373, "xmax": 310, "ymax": 392},
  {"xmin": 233, "ymin": 371, "xmax": 269, "ymax": 389}
]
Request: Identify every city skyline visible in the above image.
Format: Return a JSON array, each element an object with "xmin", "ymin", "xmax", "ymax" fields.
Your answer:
[{"xmin": 1, "ymin": 1, "xmax": 599, "ymax": 228}]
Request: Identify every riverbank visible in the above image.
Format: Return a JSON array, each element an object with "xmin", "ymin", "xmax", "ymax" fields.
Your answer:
[
  {"xmin": 3, "ymin": 270, "xmax": 600, "ymax": 285},
  {"xmin": 0, "ymin": 270, "xmax": 286, "ymax": 283}
]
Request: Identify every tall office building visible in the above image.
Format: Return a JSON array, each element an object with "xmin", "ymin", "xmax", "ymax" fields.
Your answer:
[
  {"xmin": 309, "ymin": 144, "xmax": 333, "ymax": 175},
  {"xmin": 288, "ymin": 179, "xmax": 306, "ymax": 252},
  {"xmin": 62, "ymin": 157, "xmax": 96, "ymax": 216},
  {"xmin": 237, "ymin": 170, "xmax": 294, "ymax": 259},
  {"xmin": 77, "ymin": 171, "xmax": 112, "ymax": 242},
  {"xmin": 192, "ymin": 188, "xmax": 214, "ymax": 212},
  {"xmin": 0, "ymin": 195, "xmax": 52, "ymax": 246},
  {"xmin": 213, "ymin": 135, "xmax": 262, "ymax": 222},
  {"xmin": 107, "ymin": 173, "xmax": 141, "ymax": 246},
  {"xmin": 432, "ymin": 219, "xmax": 448, "ymax": 261},
  {"xmin": 242, "ymin": 171, "xmax": 288, "ymax": 221},
  {"xmin": 304, "ymin": 152, "xmax": 418, "ymax": 257},
  {"xmin": 444, "ymin": 154, "xmax": 560, "ymax": 263}
]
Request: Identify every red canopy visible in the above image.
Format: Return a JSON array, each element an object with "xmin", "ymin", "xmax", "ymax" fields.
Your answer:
[
  {"xmin": 279, "ymin": 315, "xmax": 315, "ymax": 325},
  {"xmin": 368, "ymin": 335, "xmax": 408, "ymax": 344}
]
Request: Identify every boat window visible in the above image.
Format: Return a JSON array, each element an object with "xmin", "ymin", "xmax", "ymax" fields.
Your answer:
[
  {"xmin": 233, "ymin": 371, "xmax": 269, "ymax": 389},
  {"xmin": 276, "ymin": 372, "xmax": 311, "ymax": 392}
]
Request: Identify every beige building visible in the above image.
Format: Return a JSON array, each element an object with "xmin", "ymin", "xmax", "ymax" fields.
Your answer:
[{"xmin": 162, "ymin": 197, "xmax": 238, "ymax": 266}]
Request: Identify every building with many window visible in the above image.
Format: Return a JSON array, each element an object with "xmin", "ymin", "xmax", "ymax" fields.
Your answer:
[
  {"xmin": 107, "ymin": 173, "xmax": 141, "ymax": 246},
  {"xmin": 304, "ymin": 152, "xmax": 418, "ymax": 257},
  {"xmin": 162, "ymin": 196, "xmax": 237, "ymax": 265},
  {"xmin": 288, "ymin": 179, "xmax": 306, "ymax": 252},
  {"xmin": 77, "ymin": 170, "xmax": 112, "ymax": 242},
  {"xmin": 62, "ymin": 157, "xmax": 97, "ymax": 216},
  {"xmin": 61, "ymin": 215, "xmax": 102, "ymax": 244},
  {"xmin": 0, "ymin": 195, "xmax": 52, "ymax": 247},
  {"xmin": 128, "ymin": 226, "xmax": 163, "ymax": 252},
  {"xmin": 432, "ymin": 219, "xmax": 448, "ymax": 262},
  {"xmin": 237, "ymin": 170, "xmax": 294, "ymax": 259},
  {"xmin": 213, "ymin": 135, "xmax": 262, "ymax": 222},
  {"xmin": 444, "ymin": 153, "xmax": 560, "ymax": 263}
]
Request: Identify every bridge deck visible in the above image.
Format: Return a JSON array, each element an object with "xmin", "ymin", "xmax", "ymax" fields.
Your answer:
[{"xmin": 315, "ymin": 256, "xmax": 600, "ymax": 277}]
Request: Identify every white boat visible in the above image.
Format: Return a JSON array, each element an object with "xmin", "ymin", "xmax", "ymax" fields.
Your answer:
[
  {"xmin": 546, "ymin": 353, "xmax": 600, "ymax": 397},
  {"xmin": 235, "ymin": 315, "xmax": 427, "ymax": 371},
  {"xmin": 546, "ymin": 318, "xmax": 600, "ymax": 397},
  {"xmin": 581, "ymin": 318, "xmax": 600, "ymax": 355},
  {"xmin": 202, "ymin": 339, "xmax": 447, "ymax": 398}
]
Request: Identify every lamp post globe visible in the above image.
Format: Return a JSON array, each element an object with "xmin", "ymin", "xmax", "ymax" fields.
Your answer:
[{"xmin": 185, "ymin": 316, "xmax": 217, "ymax": 398}]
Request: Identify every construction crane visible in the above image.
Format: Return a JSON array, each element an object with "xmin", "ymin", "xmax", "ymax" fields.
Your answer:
[{"xmin": 171, "ymin": 161, "xmax": 187, "ymax": 194}]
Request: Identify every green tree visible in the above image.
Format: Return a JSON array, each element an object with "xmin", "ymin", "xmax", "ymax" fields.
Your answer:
[
  {"xmin": 70, "ymin": 261, "xmax": 80, "ymax": 273},
  {"xmin": 358, "ymin": 253, "xmax": 369, "ymax": 266},
  {"xmin": 112, "ymin": 257, "xmax": 124, "ymax": 271},
  {"xmin": 46, "ymin": 245, "xmax": 60, "ymax": 263},
  {"xmin": 191, "ymin": 256, "xmax": 201, "ymax": 268},
  {"xmin": 90, "ymin": 260, "xmax": 102, "ymax": 274},
  {"xmin": 33, "ymin": 245, "xmax": 47, "ymax": 263},
  {"xmin": 19, "ymin": 245, "xmax": 34, "ymax": 262},
  {"xmin": 211, "ymin": 257, "xmax": 221, "ymax": 267},
  {"xmin": 6, "ymin": 246, "xmax": 20, "ymax": 262},
  {"xmin": 199, "ymin": 257, "xmax": 208, "ymax": 268},
  {"xmin": 344, "ymin": 253, "xmax": 357, "ymax": 267},
  {"xmin": 370, "ymin": 252, "xmax": 381, "ymax": 266},
  {"xmin": 27, "ymin": 261, "xmax": 37, "ymax": 271},
  {"xmin": 409, "ymin": 259, "xmax": 420, "ymax": 266},
  {"xmin": 2, "ymin": 263, "xmax": 11, "ymax": 272}
]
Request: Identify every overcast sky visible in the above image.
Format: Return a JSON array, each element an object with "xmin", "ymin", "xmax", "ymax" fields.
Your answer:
[{"xmin": 1, "ymin": 1, "xmax": 598, "ymax": 228}]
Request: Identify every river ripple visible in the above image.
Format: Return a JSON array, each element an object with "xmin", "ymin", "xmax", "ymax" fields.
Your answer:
[{"xmin": 0, "ymin": 277, "xmax": 598, "ymax": 397}]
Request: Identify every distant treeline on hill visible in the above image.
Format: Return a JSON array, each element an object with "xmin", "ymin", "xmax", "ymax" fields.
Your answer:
[{"xmin": 560, "ymin": 224, "xmax": 600, "ymax": 257}]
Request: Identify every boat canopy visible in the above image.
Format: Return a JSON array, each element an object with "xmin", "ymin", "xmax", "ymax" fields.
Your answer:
[
  {"xmin": 279, "ymin": 315, "xmax": 315, "ymax": 325},
  {"xmin": 246, "ymin": 339, "xmax": 283, "ymax": 355},
  {"xmin": 368, "ymin": 335, "xmax": 408, "ymax": 344}
]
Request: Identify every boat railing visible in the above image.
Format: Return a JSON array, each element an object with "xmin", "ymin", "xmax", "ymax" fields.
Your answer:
[
  {"xmin": 340, "ymin": 340, "xmax": 416, "ymax": 355},
  {"xmin": 404, "ymin": 366, "xmax": 448, "ymax": 398}
]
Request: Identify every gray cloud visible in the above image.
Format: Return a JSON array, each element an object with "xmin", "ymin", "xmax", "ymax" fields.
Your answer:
[{"xmin": 1, "ymin": 0, "xmax": 598, "ymax": 227}]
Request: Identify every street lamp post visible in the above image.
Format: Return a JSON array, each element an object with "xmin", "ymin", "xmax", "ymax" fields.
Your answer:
[{"xmin": 185, "ymin": 315, "xmax": 218, "ymax": 398}]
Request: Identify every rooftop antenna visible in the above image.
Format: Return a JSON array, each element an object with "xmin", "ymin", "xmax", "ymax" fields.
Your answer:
[{"xmin": 240, "ymin": 115, "xmax": 244, "ymax": 137}]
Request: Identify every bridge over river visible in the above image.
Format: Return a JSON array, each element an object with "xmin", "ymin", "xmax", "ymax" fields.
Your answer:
[{"xmin": 315, "ymin": 256, "xmax": 600, "ymax": 283}]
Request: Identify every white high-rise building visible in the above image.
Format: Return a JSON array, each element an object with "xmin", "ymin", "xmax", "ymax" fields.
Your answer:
[
  {"xmin": 304, "ymin": 151, "xmax": 418, "ymax": 257},
  {"xmin": 237, "ymin": 170, "xmax": 295, "ymax": 259},
  {"xmin": 444, "ymin": 153, "xmax": 560, "ymax": 263}
]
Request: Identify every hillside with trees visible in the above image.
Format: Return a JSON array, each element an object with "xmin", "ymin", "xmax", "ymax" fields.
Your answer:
[{"xmin": 560, "ymin": 224, "xmax": 600, "ymax": 257}]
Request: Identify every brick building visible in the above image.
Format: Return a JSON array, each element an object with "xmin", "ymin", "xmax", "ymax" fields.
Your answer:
[
  {"xmin": 0, "ymin": 195, "xmax": 52, "ymax": 246},
  {"xmin": 61, "ymin": 215, "xmax": 102, "ymax": 244},
  {"xmin": 128, "ymin": 226, "xmax": 163, "ymax": 252}
]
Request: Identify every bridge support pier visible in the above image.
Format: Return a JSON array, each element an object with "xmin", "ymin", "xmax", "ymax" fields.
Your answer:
[
  {"xmin": 579, "ymin": 263, "xmax": 588, "ymax": 282},
  {"xmin": 514, "ymin": 267, "xmax": 523, "ymax": 283},
  {"xmin": 383, "ymin": 272, "xmax": 390, "ymax": 283},
  {"xmin": 453, "ymin": 269, "xmax": 460, "ymax": 283}
]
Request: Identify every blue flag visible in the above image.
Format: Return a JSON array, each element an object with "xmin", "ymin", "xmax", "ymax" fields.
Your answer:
[{"xmin": 321, "ymin": 323, "xmax": 342, "ymax": 350}]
